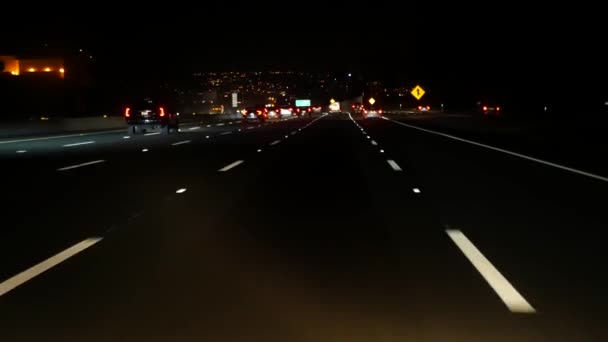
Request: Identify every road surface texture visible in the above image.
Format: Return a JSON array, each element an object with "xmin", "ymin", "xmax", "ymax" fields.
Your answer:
[{"xmin": 0, "ymin": 112, "xmax": 605, "ymax": 341}]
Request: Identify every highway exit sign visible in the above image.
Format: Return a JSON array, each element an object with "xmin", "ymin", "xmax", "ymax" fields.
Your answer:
[{"xmin": 411, "ymin": 85, "xmax": 425, "ymax": 100}]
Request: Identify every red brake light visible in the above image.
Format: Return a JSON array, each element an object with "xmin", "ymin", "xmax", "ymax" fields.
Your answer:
[
  {"xmin": 418, "ymin": 106, "xmax": 422, "ymax": 110},
  {"xmin": 159, "ymin": 107, "xmax": 165, "ymax": 117},
  {"xmin": 483, "ymin": 106, "xmax": 488, "ymax": 111},
  {"xmin": 426, "ymin": 106, "xmax": 430, "ymax": 110},
  {"xmin": 125, "ymin": 107, "xmax": 131, "ymax": 117},
  {"xmin": 379, "ymin": 109, "xmax": 383, "ymax": 114},
  {"xmin": 497, "ymin": 106, "xmax": 501, "ymax": 110}
]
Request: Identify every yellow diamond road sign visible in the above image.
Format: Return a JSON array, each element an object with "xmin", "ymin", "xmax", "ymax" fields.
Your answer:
[
  {"xmin": 411, "ymin": 85, "xmax": 425, "ymax": 100},
  {"xmin": 330, "ymin": 98, "xmax": 335, "ymax": 104},
  {"xmin": 368, "ymin": 97, "xmax": 376, "ymax": 105}
]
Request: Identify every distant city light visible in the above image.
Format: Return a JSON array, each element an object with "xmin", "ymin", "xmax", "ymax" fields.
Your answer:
[
  {"xmin": 44, "ymin": 67, "xmax": 51, "ymax": 72},
  {"xmin": 59, "ymin": 68, "xmax": 65, "ymax": 73},
  {"xmin": 28, "ymin": 68, "xmax": 36, "ymax": 72}
]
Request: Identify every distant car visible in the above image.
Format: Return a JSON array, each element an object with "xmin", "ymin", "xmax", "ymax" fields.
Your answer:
[
  {"xmin": 294, "ymin": 107, "xmax": 312, "ymax": 116},
  {"xmin": 125, "ymin": 98, "xmax": 179, "ymax": 135},
  {"xmin": 352, "ymin": 103, "xmax": 364, "ymax": 114},
  {"xmin": 417, "ymin": 105, "xmax": 431, "ymax": 112},
  {"xmin": 329, "ymin": 102, "xmax": 340, "ymax": 113},
  {"xmin": 311, "ymin": 106, "xmax": 323, "ymax": 113},
  {"xmin": 363, "ymin": 107, "xmax": 383, "ymax": 119},
  {"xmin": 276, "ymin": 106, "xmax": 294, "ymax": 118},
  {"xmin": 265, "ymin": 106, "xmax": 281, "ymax": 120},
  {"xmin": 241, "ymin": 106, "xmax": 268, "ymax": 122},
  {"xmin": 480, "ymin": 104, "xmax": 501, "ymax": 115}
]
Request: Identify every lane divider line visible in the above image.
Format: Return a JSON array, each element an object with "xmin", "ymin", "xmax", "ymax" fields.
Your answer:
[
  {"xmin": 144, "ymin": 132, "xmax": 162, "ymax": 136},
  {"xmin": 57, "ymin": 159, "xmax": 105, "ymax": 171},
  {"xmin": 219, "ymin": 160, "xmax": 244, "ymax": 172},
  {"xmin": 0, "ymin": 237, "xmax": 103, "ymax": 297},
  {"xmin": 188, "ymin": 126, "xmax": 201, "ymax": 130},
  {"xmin": 171, "ymin": 140, "xmax": 191, "ymax": 146},
  {"xmin": 446, "ymin": 229, "xmax": 536, "ymax": 314},
  {"xmin": 387, "ymin": 159, "xmax": 402, "ymax": 171},
  {"xmin": 270, "ymin": 140, "xmax": 281, "ymax": 146},
  {"xmin": 220, "ymin": 131, "xmax": 232, "ymax": 135}
]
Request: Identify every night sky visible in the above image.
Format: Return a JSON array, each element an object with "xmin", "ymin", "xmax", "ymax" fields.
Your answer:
[{"xmin": 2, "ymin": 3, "xmax": 607, "ymax": 93}]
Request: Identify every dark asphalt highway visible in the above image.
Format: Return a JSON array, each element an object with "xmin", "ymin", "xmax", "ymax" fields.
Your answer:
[{"xmin": 0, "ymin": 112, "xmax": 605, "ymax": 341}]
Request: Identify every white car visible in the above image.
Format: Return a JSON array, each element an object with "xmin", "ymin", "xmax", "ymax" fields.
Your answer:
[{"xmin": 363, "ymin": 108, "xmax": 383, "ymax": 119}]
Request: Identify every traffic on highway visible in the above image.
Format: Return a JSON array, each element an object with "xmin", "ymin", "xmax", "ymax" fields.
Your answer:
[{"xmin": 1, "ymin": 11, "xmax": 607, "ymax": 341}]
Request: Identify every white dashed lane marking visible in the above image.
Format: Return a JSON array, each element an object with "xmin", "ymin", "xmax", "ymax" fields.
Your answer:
[
  {"xmin": 218, "ymin": 160, "xmax": 244, "ymax": 172},
  {"xmin": 0, "ymin": 237, "xmax": 103, "ymax": 297},
  {"xmin": 446, "ymin": 229, "xmax": 536, "ymax": 314},
  {"xmin": 387, "ymin": 160, "xmax": 402, "ymax": 171}
]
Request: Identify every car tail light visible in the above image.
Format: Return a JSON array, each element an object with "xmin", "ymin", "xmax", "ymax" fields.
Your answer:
[
  {"xmin": 159, "ymin": 107, "xmax": 165, "ymax": 117},
  {"xmin": 124, "ymin": 107, "xmax": 130, "ymax": 117},
  {"xmin": 379, "ymin": 109, "xmax": 383, "ymax": 114},
  {"xmin": 308, "ymin": 108, "xmax": 311, "ymax": 112},
  {"xmin": 256, "ymin": 110, "xmax": 262, "ymax": 115},
  {"xmin": 418, "ymin": 106, "xmax": 422, "ymax": 110},
  {"xmin": 497, "ymin": 107, "xmax": 501, "ymax": 111},
  {"xmin": 483, "ymin": 106, "xmax": 488, "ymax": 111},
  {"xmin": 364, "ymin": 110, "xmax": 368, "ymax": 113},
  {"xmin": 241, "ymin": 109, "xmax": 247, "ymax": 115},
  {"xmin": 426, "ymin": 106, "xmax": 430, "ymax": 110}
]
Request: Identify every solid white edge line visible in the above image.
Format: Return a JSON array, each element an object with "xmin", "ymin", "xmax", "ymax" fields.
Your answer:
[
  {"xmin": 0, "ymin": 237, "xmax": 103, "ymax": 297},
  {"xmin": 386, "ymin": 117, "xmax": 608, "ymax": 183},
  {"xmin": 171, "ymin": 140, "xmax": 191, "ymax": 146},
  {"xmin": 62, "ymin": 141, "xmax": 95, "ymax": 147},
  {"xmin": 0, "ymin": 129, "xmax": 125, "ymax": 145},
  {"xmin": 57, "ymin": 159, "xmax": 105, "ymax": 171},
  {"xmin": 387, "ymin": 159, "xmax": 402, "ymax": 171},
  {"xmin": 445, "ymin": 229, "xmax": 536, "ymax": 313},
  {"xmin": 218, "ymin": 160, "xmax": 244, "ymax": 172}
]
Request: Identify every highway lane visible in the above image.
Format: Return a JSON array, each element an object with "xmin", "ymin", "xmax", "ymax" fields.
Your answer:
[
  {"xmin": 387, "ymin": 111, "xmax": 608, "ymax": 177},
  {"xmin": 0, "ymin": 112, "xmax": 604, "ymax": 340},
  {"xmin": 0, "ymin": 115, "xmax": 312, "ymax": 288},
  {"xmin": 362, "ymin": 113, "xmax": 607, "ymax": 339}
]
